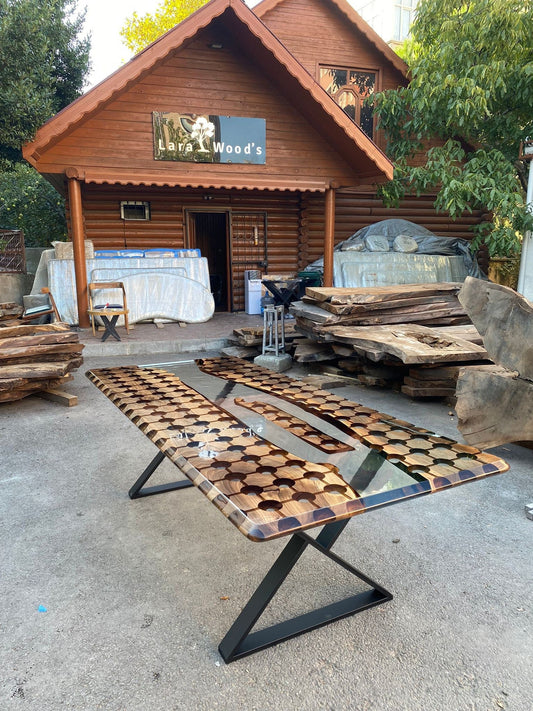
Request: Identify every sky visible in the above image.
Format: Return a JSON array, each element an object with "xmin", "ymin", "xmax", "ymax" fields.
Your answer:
[{"xmin": 83, "ymin": 0, "xmax": 159, "ymax": 89}]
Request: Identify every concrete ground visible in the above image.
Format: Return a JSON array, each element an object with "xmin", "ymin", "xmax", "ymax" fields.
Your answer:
[{"xmin": 1, "ymin": 333, "xmax": 532, "ymax": 711}]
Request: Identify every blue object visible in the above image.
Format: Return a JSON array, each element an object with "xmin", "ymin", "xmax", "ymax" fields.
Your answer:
[{"xmin": 38, "ymin": 604, "xmax": 47, "ymax": 613}]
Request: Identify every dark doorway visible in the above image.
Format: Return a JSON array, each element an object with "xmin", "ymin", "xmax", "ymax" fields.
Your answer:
[{"xmin": 190, "ymin": 212, "xmax": 229, "ymax": 311}]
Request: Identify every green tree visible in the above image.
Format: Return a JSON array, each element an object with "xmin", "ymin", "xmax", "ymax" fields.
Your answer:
[
  {"xmin": 0, "ymin": 164, "xmax": 67, "ymax": 247},
  {"xmin": 120, "ymin": 0, "xmax": 208, "ymax": 55},
  {"xmin": 372, "ymin": 0, "xmax": 533, "ymax": 257},
  {"xmin": 0, "ymin": 0, "xmax": 90, "ymax": 247}
]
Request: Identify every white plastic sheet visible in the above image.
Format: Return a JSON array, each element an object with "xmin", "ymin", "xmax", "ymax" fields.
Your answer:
[{"xmin": 48, "ymin": 257, "xmax": 212, "ymax": 324}]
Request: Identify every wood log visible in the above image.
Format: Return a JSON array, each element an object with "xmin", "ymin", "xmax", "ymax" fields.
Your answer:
[
  {"xmin": 401, "ymin": 384, "xmax": 457, "ymax": 398},
  {"xmin": 305, "ymin": 283, "xmax": 462, "ymax": 304},
  {"xmin": 323, "ymin": 324, "xmax": 488, "ymax": 364},
  {"xmin": 0, "ymin": 360, "xmax": 81, "ymax": 380},
  {"xmin": 293, "ymin": 340, "xmax": 335, "ymax": 362},
  {"xmin": 0, "ymin": 332, "xmax": 79, "ymax": 350},
  {"xmin": 318, "ymin": 293, "xmax": 461, "ymax": 316},
  {"xmin": 455, "ymin": 368, "xmax": 533, "ymax": 448},
  {"xmin": 458, "ymin": 276, "xmax": 533, "ymax": 379},
  {"xmin": 408, "ymin": 363, "xmax": 496, "ymax": 382},
  {"xmin": 0, "ymin": 343, "xmax": 84, "ymax": 362},
  {"xmin": 0, "ymin": 322, "xmax": 71, "ymax": 339},
  {"xmin": 0, "ymin": 303, "xmax": 23, "ymax": 320}
]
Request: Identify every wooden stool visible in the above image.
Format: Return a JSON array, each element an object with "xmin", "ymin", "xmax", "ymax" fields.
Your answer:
[{"xmin": 87, "ymin": 282, "xmax": 129, "ymax": 341}]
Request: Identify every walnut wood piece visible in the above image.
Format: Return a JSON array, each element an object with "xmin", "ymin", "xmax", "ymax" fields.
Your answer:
[
  {"xmin": 0, "ymin": 323, "xmax": 83, "ymax": 404},
  {"xmin": 458, "ymin": 276, "xmax": 533, "ymax": 379},
  {"xmin": 234, "ymin": 397, "xmax": 354, "ymax": 453},
  {"xmin": 455, "ymin": 367, "xmax": 533, "ymax": 449},
  {"xmin": 305, "ymin": 284, "xmax": 463, "ymax": 304},
  {"xmin": 88, "ymin": 362, "xmax": 508, "ymax": 543},
  {"xmin": 322, "ymin": 324, "xmax": 488, "ymax": 364},
  {"xmin": 0, "ymin": 303, "xmax": 23, "ymax": 321}
]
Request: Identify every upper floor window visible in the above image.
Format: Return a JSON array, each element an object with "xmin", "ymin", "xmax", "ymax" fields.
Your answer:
[
  {"xmin": 394, "ymin": 0, "xmax": 415, "ymax": 41},
  {"xmin": 318, "ymin": 67, "xmax": 376, "ymax": 139}
]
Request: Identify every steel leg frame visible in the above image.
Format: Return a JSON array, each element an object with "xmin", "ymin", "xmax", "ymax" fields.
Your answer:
[
  {"xmin": 130, "ymin": 447, "xmax": 392, "ymax": 662},
  {"xmin": 128, "ymin": 450, "xmax": 194, "ymax": 499},
  {"xmin": 218, "ymin": 517, "xmax": 393, "ymax": 663}
]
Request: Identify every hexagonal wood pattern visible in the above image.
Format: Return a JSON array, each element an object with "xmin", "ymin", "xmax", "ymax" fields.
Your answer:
[
  {"xmin": 87, "ymin": 361, "xmax": 509, "ymax": 543},
  {"xmin": 234, "ymin": 397, "xmax": 354, "ymax": 453},
  {"xmin": 197, "ymin": 357, "xmax": 508, "ymax": 484},
  {"xmin": 87, "ymin": 366, "xmax": 361, "ymax": 541}
]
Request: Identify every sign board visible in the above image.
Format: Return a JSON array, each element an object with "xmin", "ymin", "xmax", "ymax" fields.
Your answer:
[{"xmin": 153, "ymin": 112, "xmax": 266, "ymax": 164}]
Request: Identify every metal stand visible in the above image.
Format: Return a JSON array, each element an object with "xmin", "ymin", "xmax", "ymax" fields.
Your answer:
[
  {"xmin": 128, "ymin": 451, "xmax": 194, "ymax": 499},
  {"xmin": 218, "ymin": 517, "xmax": 392, "ymax": 663},
  {"xmin": 262, "ymin": 304, "xmax": 285, "ymax": 355}
]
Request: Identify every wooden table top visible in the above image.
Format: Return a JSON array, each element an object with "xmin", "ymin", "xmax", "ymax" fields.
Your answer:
[{"xmin": 87, "ymin": 359, "xmax": 508, "ymax": 542}]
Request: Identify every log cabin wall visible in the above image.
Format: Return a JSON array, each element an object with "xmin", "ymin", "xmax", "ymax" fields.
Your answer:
[
  {"xmin": 258, "ymin": 0, "xmax": 407, "ymax": 152},
  {"xmin": 303, "ymin": 190, "xmax": 486, "ymax": 265},
  {"xmin": 77, "ymin": 184, "xmax": 301, "ymax": 310},
  {"xmin": 35, "ymin": 20, "xmax": 363, "ymax": 189}
]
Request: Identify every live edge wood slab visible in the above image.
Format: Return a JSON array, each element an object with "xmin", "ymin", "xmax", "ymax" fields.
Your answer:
[{"xmin": 87, "ymin": 360, "xmax": 508, "ymax": 543}]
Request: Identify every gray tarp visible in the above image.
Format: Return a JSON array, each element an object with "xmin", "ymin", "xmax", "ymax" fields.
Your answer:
[{"xmin": 304, "ymin": 219, "xmax": 486, "ymax": 283}]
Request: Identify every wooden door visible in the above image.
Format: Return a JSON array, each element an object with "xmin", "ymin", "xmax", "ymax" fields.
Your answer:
[{"xmin": 230, "ymin": 212, "xmax": 268, "ymax": 311}]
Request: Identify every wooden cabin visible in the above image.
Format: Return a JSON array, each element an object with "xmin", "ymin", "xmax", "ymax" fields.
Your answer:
[{"xmin": 23, "ymin": 0, "xmax": 482, "ymax": 325}]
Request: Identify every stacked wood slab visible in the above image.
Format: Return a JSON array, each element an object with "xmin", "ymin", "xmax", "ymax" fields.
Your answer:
[
  {"xmin": 0, "ymin": 322, "xmax": 84, "ymax": 403},
  {"xmin": 0, "ymin": 302, "xmax": 23, "ymax": 327},
  {"xmin": 455, "ymin": 277, "xmax": 533, "ymax": 448},
  {"xmin": 289, "ymin": 284, "xmax": 493, "ymax": 398}
]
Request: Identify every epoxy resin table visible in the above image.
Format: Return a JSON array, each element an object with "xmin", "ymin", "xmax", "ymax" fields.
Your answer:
[{"xmin": 87, "ymin": 357, "xmax": 508, "ymax": 662}]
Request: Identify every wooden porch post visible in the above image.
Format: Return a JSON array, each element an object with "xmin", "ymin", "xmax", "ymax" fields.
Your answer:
[
  {"xmin": 67, "ymin": 174, "xmax": 90, "ymax": 328},
  {"xmin": 323, "ymin": 185, "xmax": 336, "ymax": 288}
]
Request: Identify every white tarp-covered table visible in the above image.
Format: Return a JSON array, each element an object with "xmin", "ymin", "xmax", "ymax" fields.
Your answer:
[{"xmin": 48, "ymin": 257, "xmax": 214, "ymax": 325}]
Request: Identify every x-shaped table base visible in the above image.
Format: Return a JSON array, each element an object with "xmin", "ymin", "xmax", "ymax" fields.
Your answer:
[{"xmin": 128, "ymin": 447, "xmax": 392, "ymax": 663}]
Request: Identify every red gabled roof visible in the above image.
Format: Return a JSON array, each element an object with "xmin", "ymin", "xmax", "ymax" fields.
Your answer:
[
  {"xmin": 23, "ymin": 0, "xmax": 393, "ymax": 186},
  {"xmin": 254, "ymin": 0, "xmax": 408, "ymax": 76}
]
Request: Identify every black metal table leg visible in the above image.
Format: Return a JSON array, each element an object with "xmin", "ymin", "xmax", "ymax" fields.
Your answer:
[
  {"xmin": 218, "ymin": 523, "xmax": 392, "ymax": 663},
  {"xmin": 218, "ymin": 448, "xmax": 393, "ymax": 663},
  {"xmin": 101, "ymin": 314, "xmax": 121, "ymax": 342},
  {"xmin": 129, "ymin": 450, "xmax": 194, "ymax": 499}
]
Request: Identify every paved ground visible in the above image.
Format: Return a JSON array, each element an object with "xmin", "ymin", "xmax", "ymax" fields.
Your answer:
[{"xmin": 1, "ymin": 348, "xmax": 532, "ymax": 711}]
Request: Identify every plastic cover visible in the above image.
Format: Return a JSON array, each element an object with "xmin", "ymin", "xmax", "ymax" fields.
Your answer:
[{"xmin": 304, "ymin": 219, "xmax": 486, "ymax": 283}]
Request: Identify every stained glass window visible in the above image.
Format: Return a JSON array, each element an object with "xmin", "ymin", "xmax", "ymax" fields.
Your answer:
[{"xmin": 318, "ymin": 67, "xmax": 377, "ymax": 139}]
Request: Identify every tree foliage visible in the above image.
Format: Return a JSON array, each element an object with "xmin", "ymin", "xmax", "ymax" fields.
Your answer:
[
  {"xmin": 0, "ymin": 164, "xmax": 67, "ymax": 247},
  {"xmin": 372, "ymin": 0, "xmax": 533, "ymax": 256},
  {"xmin": 0, "ymin": 0, "xmax": 90, "ymax": 167},
  {"xmin": 120, "ymin": 0, "xmax": 208, "ymax": 55},
  {"xmin": 0, "ymin": 0, "xmax": 90, "ymax": 247}
]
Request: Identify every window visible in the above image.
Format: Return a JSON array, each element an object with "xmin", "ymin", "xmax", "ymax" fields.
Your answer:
[
  {"xmin": 319, "ymin": 67, "xmax": 377, "ymax": 139},
  {"xmin": 393, "ymin": 0, "xmax": 415, "ymax": 41},
  {"xmin": 120, "ymin": 201, "xmax": 151, "ymax": 220}
]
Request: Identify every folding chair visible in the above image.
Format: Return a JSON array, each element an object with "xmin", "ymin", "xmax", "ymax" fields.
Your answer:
[
  {"xmin": 87, "ymin": 282, "xmax": 130, "ymax": 342},
  {"xmin": 21, "ymin": 287, "xmax": 61, "ymax": 323}
]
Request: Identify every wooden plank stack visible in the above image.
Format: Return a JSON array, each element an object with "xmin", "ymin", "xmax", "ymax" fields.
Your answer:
[
  {"xmin": 0, "ymin": 322, "xmax": 84, "ymax": 403},
  {"xmin": 291, "ymin": 283, "xmax": 470, "ymax": 335},
  {"xmin": 0, "ymin": 302, "xmax": 23, "ymax": 326},
  {"xmin": 289, "ymin": 284, "xmax": 494, "ymax": 399}
]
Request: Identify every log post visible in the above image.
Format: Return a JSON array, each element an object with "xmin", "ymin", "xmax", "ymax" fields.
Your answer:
[
  {"xmin": 67, "ymin": 175, "xmax": 90, "ymax": 328},
  {"xmin": 323, "ymin": 186, "xmax": 336, "ymax": 288}
]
